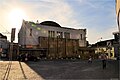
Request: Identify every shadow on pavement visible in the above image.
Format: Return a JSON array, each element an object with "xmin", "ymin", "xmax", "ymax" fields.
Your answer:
[
  {"xmin": 24, "ymin": 59, "xmax": 119, "ymax": 80},
  {"xmin": 19, "ymin": 62, "xmax": 27, "ymax": 79}
]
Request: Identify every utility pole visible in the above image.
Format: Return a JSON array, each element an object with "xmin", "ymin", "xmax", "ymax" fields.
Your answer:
[
  {"xmin": 9, "ymin": 42, "xmax": 13, "ymax": 60},
  {"xmin": 9, "ymin": 28, "xmax": 16, "ymax": 60}
]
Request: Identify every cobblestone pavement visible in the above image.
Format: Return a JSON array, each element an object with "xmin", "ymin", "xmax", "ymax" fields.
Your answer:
[{"xmin": 0, "ymin": 60, "xmax": 119, "ymax": 80}]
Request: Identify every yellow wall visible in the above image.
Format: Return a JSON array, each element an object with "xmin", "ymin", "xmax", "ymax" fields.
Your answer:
[{"xmin": 95, "ymin": 47, "xmax": 115, "ymax": 59}]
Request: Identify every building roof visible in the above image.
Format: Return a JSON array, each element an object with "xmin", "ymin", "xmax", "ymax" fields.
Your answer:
[
  {"xmin": 0, "ymin": 33, "xmax": 7, "ymax": 39},
  {"xmin": 40, "ymin": 21, "xmax": 61, "ymax": 27},
  {"xmin": 113, "ymin": 31, "xmax": 120, "ymax": 34},
  {"xmin": 24, "ymin": 20, "xmax": 86, "ymax": 31},
  {"xmin": 91, "ymin": 39, "xmax": 115, "ymax": 47}
]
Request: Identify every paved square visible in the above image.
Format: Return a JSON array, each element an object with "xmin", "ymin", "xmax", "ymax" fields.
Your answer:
[
  {"xmin": 27, "ymin": 59, "xmax": 119, "ymax": 80},
  {"xmin": 0, "ymin": 60, "xmax": 119, "ymax": 80}
]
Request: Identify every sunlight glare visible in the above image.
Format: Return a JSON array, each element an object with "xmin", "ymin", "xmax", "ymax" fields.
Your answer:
[{"xmin": 9, "ymin": 8, "xmax": 27, "ymax": 29}]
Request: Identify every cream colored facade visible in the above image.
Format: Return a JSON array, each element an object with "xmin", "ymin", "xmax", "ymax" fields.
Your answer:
[
  {"xmin": 18, "ymin": 20, "xmax": 87, "ymax": 48},
  {"xmin": 116, "ymin": 0, "xmax": 120, "ymax": 57},
  {"xmin": 116, "ymin": 0, "xmax": 120, "ymax": 16},
  {"xmin": 116, "ymin": 0, "xmax": 120, "ymax": 32}
]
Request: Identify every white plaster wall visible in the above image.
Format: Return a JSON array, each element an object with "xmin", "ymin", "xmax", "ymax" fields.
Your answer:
[{"xmin": 19, "ymin": 21, "xmax": 87, "ymax": 47}]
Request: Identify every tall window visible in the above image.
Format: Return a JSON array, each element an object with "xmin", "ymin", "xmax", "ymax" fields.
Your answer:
[
  {"xmin": 48, "ymin": 31, "xmax": 50, "ymax": 37},
  {"xmin": 52, "ymin": 31, "xmax": 55, "ymax": 37},
  {"xmin": 64, "ymin": 32, "xmax": 70, "ymax": 39},
  {"xmin": 30, "ymin": 28, "xmax": 32, "ymax": 36},
  {"xmin": 57, "ymin": 31, "xmax": 63, "ymax": 38},
  {"xmin": 48, "ymin": 30, "xmax": 55, "ymax": 38},
  {"xmin": 80, "ymin": 34, "xmax": 82, "ymax": 40}
]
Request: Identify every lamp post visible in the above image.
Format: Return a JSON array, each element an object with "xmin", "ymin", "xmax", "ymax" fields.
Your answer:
[
  {"xmin": 57, "ymin": 33, "xmax": 60, "ymax": 58},
  {"xmin": 9, "ymin": 42, "xmax": 13, "ymax": 61},
  {"xmin": 48, "ymin": 36, "xmax": 50, "ymax": 58},
  {"xmin": 9, "ymin": 28, "xmax": 16, "ymax": 61}
]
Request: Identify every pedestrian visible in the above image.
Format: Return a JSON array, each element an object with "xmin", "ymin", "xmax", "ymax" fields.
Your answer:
[
  {"xmin": 25, "ymin": 53, "xmax": 28, "ymax": 62},
  {"xmin": 19, "ymin": 54, "xmax": 22, "ymax": 61},
  {"xmin": 101, "ymin": 54, "xmax": 107, "ymax": 69},
  {"xmin": 88, "ymin": 56, "xmax": 92, "ymax": 63}
]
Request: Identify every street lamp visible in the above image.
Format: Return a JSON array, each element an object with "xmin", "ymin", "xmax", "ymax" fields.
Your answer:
[{"xmin": 57, "ymin": 33, "xmax": 60, "ymax": 58}]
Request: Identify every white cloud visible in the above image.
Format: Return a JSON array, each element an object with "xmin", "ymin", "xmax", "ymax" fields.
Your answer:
[
  {"xmin": 25, "ymin": 0, "xmax": 80, "ymax": 28},
  {"xmin": 0, "ymin": 0, "xmax": 117, "ymax": 44},
  {"xmin": 87, "ymin": 26, "xmax": 118, "ymax": 44},
  {"xmin": 0, "ymin": 0, "xmax": 81, "ymax": 42}
]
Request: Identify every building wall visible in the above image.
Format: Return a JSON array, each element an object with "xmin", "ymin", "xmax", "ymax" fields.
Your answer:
[
  {"xmin": 38, "ymin": 37, "xmax": 79, "ymax": 58},
  {"xmin": 18, "ymin": 20, "xmax": 27, "ymax": 46},
  {"xmin": 116, "ymin": 0, "xmax": 120, "ymax": 31},
  {"xmin": 0, "ymin": 38, "xmax": 8, "ymax": 49},
  {"xmin": 116, "ymin": 0, "xmax": 120, "ymax": 16},
  {"xmin": 78, "ymin": 48, "xmax": 96, "ymax": 59},
  {"xmin": 113, "ymin": 43, "xmax": 119, "ymax": 57},
  {"xmin": 0, "ymin": 34, "xmax": 9, "ymax": 58},
  {"xmin": 116, "ymin": 0, "xmax": 120, "ymax": 58},
  {"xmin": 95, "ymin": 47, "xmax": 115, "ymax": 59},
  {"xmin": 112, "ymin": 32, "xmax": 120, "ymax": 57},
  {"xmin": 18, "ymin": 20, "xmax": 87, "ymax": 47}
]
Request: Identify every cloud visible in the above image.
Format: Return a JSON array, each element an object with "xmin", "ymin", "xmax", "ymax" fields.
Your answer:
[
  {"xmin": 0, "ymin": 0, "xmax": 81, "ymax": 42},
  {"xmin": 87, "ymin": 26, "xmax": 118, "ymax": 44},
  {"xmin": 75, "ymin": 0, "xmax": 117, "ymax": 44},
  {"xmin": 0, "ymin": 0, "xmax": 117, "ymax": 44},
  {"xmin": 77, "ymin": 0, "xmax": 99, "ymax": 9},
  {"xmin": 24, "ymin": 0, "xmax": 80, "ymax": 28}
]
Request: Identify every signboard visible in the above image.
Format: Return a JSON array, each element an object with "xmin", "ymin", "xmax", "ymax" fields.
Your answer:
[
  {"xmin": 26, "ymin": 45, "xmax": 33, "ymax": 48},
  {"xmin": 11, "ymin": 28, "xmax": 16, "ymax": 42}
]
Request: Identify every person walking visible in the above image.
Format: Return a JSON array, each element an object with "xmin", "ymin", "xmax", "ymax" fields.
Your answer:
[
  {"xmin": 101, "ymin": 54, "xmax": 107, "ymax": 69},
  {"xmin": 88, "ymin": 56, "xmax": 92, "ymax": 63}
]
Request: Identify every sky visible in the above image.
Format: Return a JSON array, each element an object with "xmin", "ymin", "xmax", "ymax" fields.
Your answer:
[{"xmin": 0, "ymin": 0, "xmax": 118, "ymax": 44}]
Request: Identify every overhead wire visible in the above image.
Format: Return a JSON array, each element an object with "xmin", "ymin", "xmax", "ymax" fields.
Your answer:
[{"xmin": 0, "ymin": 24, "xmax": 11, "ymax": 34}]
